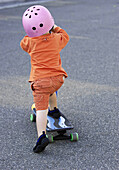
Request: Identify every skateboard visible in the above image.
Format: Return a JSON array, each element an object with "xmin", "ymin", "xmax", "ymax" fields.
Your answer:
[{"xmin": 30, "ymin": 103, "xmax": 79, "ymax": 142}]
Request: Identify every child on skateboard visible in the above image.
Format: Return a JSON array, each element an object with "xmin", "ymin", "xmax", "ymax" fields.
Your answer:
[{"xmin": 20, "ymin": 5, "xmax": 69, "ymax": 153}]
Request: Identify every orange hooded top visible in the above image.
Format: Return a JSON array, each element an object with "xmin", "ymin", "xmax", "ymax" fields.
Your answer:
[{"xmin": 20, "ymin": 26, "xmax": 69, "ymax": 82}]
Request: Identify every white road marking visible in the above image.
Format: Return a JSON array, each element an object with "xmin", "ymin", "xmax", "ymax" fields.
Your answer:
[{"xmin": 0, "ymin": 0, "xmax": 55, "ymax": 10}]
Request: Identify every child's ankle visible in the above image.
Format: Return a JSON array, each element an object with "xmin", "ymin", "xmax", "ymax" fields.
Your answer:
[{"xmin": 38, "ymin": 131, "xmax": 46, "ymax": 138}]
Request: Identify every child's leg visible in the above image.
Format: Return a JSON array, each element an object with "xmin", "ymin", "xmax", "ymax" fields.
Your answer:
[
  {"xmin": 36, "ymin": 109, "xmax": 48, "ymax": 137},
  {"xmin": 33, "ymin": 108, "xmax": 49, "ymax": 153},
  {"xmin": 49, "ymin": 92, "xmax": 57, "ymax": 110}
]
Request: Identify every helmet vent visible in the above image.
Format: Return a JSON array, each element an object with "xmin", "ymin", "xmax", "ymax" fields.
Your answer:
[
  {"xmin": 29, "ymin": 15, "xmax": 31, "ymax": 18},
  {"xmin": 37, "ymin": 9, "xmax": 40, "ymax": 10},
  {"xmin": 31, "ymin": 10, "xmax": 33, "ymax": 12},
  {"xmin": 39, "ymin": 23, "xmax": 43, "ymax": 27},
  {"xmin": 25, "ymin": 13, "xmax": 28, "ymax": 16},
  {"xmin": 32, "ymin": 27, "xmax": 36, "ymax": 30},
  {"xmin": 35, "ymin": 13, "xmax": 38, "ymax": 15}
]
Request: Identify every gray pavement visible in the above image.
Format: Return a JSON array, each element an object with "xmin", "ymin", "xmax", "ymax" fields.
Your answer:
[{"xmin": 0, "ymin": 0, "xmax": 119, "ymax": 169}]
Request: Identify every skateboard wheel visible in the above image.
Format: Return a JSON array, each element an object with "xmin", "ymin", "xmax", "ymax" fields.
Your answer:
[
  {"xmin": 70, "ymin": 133, "xmax": 79, "ymax": 141},
  {"xmin": 31, "ymin": 103, "xmax": 35, "ymax": 110},
  {"xmin": 30, "ymin": 113, "xmax": 36, "ymax": 122},
  {"xmin": 48, "ymin": 135, "xmax": 54, "ymax": 143}
]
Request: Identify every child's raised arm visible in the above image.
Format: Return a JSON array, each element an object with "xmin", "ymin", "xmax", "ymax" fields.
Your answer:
[{"xmin": 52, "ymin": 24, "xmax": 69, "ymax": 49}]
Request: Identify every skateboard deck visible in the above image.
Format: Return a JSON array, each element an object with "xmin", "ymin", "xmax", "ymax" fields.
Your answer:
[
  {"xmin": 30, "ymin": 104, "xmax": 79, "ymax": 142},
  {"xmin": 47, "ymin": 112, "xmax": 74, "ymax": 132}
]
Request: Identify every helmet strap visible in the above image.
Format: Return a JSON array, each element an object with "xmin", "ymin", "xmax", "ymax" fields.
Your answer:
[{"xmin": 49, "ymin": 26, "xmax": 54, "ymax": 34}]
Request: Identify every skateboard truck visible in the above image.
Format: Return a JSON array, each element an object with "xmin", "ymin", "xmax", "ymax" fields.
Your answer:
[{"xmin": 47, "ymin": 130, "xmax": 79, "ymax": 143}]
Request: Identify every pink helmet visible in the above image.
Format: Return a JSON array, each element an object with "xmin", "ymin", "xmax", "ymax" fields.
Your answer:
[{"xmin": 22, "ymin": 5, "xmax": 54, "ymax": 37}]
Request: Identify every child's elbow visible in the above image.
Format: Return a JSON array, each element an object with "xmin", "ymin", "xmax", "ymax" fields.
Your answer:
[
  {"xmin": 20, "ymin": 40, "xmax": 24, "ymax": 49},
  {"xmin": 64, "ymin": 33, "xmax": 70, "ymax": 44},
  {"xmin": 20, "ymin": 40, "xmax": 28, "ymax": 52}
]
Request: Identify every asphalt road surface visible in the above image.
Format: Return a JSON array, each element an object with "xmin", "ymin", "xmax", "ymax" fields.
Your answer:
[{"xmin": 0, "ymin": 0, "xmax": 119, "ymax": 169}]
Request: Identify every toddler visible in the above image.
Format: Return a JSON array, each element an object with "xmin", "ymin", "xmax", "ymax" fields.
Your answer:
[{"xmin": 20, "ymin": 5, "xmax": 69, "ymax": 153}]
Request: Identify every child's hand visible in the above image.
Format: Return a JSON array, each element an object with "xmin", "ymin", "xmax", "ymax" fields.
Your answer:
[
  {"xmin": 53, "ymin": 24, "xmax": 58, "ymax": 29},
  {"xmin": 52, "ymin": 24, "xmax": 58, "ymax": 32}
]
